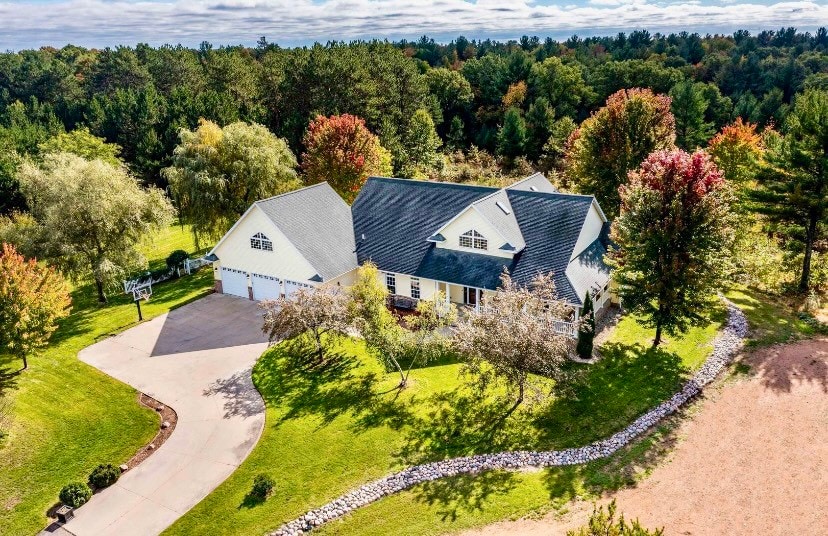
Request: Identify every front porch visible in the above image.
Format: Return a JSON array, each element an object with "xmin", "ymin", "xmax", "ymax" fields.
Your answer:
[{"xmin": 387, "ymin": 278, "xmax": 580, "ymax": 338}]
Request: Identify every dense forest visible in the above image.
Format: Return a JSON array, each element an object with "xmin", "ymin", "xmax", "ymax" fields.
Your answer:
[{"xmin": 1, "ymin": 28, "xmax": 827, "ymax": 296}]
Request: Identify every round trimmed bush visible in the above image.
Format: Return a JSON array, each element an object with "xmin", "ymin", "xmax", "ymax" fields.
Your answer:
[
  {"xmin": 89, "ymin": 463, "xmax": 120, "ymax": 489},
  {"xmin": 166, "ymin": 250, "xmax": 189, "ymax": 272},
  {"xmin": 251, "ymin": 474, "xmax": 275, "ymax": 500},
  {"xmin": 59, "ymin": 482, "xmax": 92, "ymax": 508}
]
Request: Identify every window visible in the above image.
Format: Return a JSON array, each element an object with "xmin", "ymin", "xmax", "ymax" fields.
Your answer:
[
  {"xmin": 384, "ymin": 272, "xmax": 396, "ymax": 294},
  {"xmin": 460, "ymin": 230, "xmax": 487, "ymax": 250},
  {"xmin": 250, "ymin": 232, "xmax": 273, "ymax": 251},
  {"xmin": 410, "ymin": 277, "xmax": 420, "ymax": 299}
]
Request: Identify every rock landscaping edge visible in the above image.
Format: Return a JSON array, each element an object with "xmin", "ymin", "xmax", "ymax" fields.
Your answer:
[{"xmin": 271, "ymin": 299, "xmax": 748, "ymax": 536}]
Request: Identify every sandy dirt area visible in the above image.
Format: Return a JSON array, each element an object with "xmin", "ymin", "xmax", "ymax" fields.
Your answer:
[{"xmin": 464, "ymin": 338, "xmax": 828, "ymax": 536}]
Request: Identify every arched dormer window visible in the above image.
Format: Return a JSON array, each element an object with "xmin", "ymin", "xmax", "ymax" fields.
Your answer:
[
  {"xmin": 250, "ymin": 232, "xmax": 273, "ymax": 251},
  {"xmin": 459, "ymin": 230, "xmax": 487, "ymax": 250}
]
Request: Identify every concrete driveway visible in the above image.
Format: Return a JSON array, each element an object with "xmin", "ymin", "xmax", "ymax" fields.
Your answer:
[{"xmin": 60, "ymin": 294, "xmax": 269, "ymax": 536}]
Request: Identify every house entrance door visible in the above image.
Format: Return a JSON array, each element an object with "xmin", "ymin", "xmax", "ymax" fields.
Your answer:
[{"xmin": 464, "ymin": 287, "xmax": 479, "ymax": 307}]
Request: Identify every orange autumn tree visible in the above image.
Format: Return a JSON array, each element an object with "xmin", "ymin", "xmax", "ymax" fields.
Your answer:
[
  {"xmin": 0, "ymin": 243, "xmax": 71, "ymax": 369},
  {"xmin": 301, "ymin": 114, "xmax": 392, "ymax": 203},
  {"xmin": 708, "ymin": 117, "xmax": 765, "ymax": 184}
]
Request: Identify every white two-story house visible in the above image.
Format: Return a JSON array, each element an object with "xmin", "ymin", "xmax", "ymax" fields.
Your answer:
[{"xmin": 207, "ymin": 173, "xmax": 616, "ymax": 334}]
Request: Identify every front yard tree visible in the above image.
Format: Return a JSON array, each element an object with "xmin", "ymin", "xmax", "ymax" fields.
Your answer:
[
  {"xmin": 453, "ymin": 271, "xmax": 570, "ymax": 413},
  {"xmin": 16, "ymin": 152, "xmax": 174, "ymax": 303},
  {"xmin": 751, "ymin": 89, "xmax": 828, "ymax": 293},
  {"xmin": 565, "ymin": 88, "xmax": 675, "ymax": 217},
  {"xmin": 39, "ymin": 127, "xmax": 122, "ymax": 167},
  {"xmin": 260, "ymin": 286, "xmax": 351, "ymax": 364},
  {"xmin": 164, "ymin": 119, "xmax": 300, "ymax": 245},
  {"xmin": 609, "ymin": 149, "xmax": 736, "ymax": 347},
  {"xmin": 0, "ymin": 243, "xmax": 71, "ymax": 369},
  {"xmin": 302, "ymin": 114, "xmax": 392, "ymax": 203}
]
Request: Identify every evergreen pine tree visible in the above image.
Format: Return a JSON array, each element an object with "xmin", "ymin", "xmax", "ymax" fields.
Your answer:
[
  {"xmin": 576, "ymin": 291, "xmax": 595, "ymax": 359},
  {"xmin": 497, "ymin": 107, "xmax": 527, "ymax": 162}
]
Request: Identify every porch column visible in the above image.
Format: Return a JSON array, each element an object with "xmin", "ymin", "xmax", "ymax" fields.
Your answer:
[
  {"xmin": 475, "ymin": 289, "xmax": 480, "ymax": 312},
  {"xmin": 445, "ymin": 283, "xmax": 451, "ymax": 305}
]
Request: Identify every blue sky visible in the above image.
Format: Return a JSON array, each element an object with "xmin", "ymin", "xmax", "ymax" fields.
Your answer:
[{"xmin": 1, "ymin": 0, "xmax": 826, "ymax": 51}]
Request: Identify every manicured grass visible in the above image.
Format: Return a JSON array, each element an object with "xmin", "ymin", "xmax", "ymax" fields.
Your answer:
[
  {"xmin": 725, "ymin": 286, "xmax": 818, "ymax": 347},
  {"xmin": 165, "ymin": 301, "xmax": 726, "ymax": 536},
  {"xmin": 0, "ymin": 225, "xmax": 213, "ymax": 535}
]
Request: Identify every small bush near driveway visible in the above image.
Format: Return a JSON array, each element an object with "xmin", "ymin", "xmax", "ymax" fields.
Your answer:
[
  {"xmin": 88, "ymin": 464, "xmax": 120, "ymax": 489},
  {"xmin": 59, "ymin": 482, "xmax": 92, "ymax": 508}
]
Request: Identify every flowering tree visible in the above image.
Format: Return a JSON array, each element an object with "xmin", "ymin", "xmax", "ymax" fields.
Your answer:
[
  {"xmin": 609, "ymin": 149, "xmax": 736, "ymax": 347},
  {"xmin": 0, "ymin": 243, "xmax": 71, "ymax": 369},
  {"xmin": 452, "ymin": 271, "xmax": 570, "ymax": 413},
  {"xmin": 260, "ymin": 285, "xmax": 351, "ymax": 364},
  {"xmin": 301, "ymin": 114, "xmax": 392, "ymax": 203},
  {"xmin": 565, "ymin": 88, "xmax": 675, "ymax": 217}
]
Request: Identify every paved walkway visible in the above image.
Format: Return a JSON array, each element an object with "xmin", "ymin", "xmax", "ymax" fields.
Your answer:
[{"xmin": 50, "ymin": 294, "xmax": 269, "ymax": 536}]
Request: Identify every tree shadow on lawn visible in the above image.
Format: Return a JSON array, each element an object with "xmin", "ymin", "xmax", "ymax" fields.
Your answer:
[
  {"xmin": 0, "ymin": 355, "xmax": 21, "ymax": 396},
  {"xmin": 253, "ymin": 342, "xmax": 415, "ymax": 433},
  {"xmin": 412, "ymin": 469, "xmax": 519, "ymax": 522},
  {"xmin": 533, "ymin": 342, "xmax": 688, "ymax": 450}
]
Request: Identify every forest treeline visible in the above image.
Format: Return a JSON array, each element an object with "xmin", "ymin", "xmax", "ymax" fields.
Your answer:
[
  {"xmin": 1, "ymin": 27, "xmax": 827, "ymax": 207},
  {"xmin": 1, "ymin": 28, "xmax": 827, "ymax": 299}
]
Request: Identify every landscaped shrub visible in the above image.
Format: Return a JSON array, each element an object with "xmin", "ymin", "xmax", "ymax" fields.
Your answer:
[
  {"xmin": 88, "ymin": 463, "xmax": 120, "ymax": 489},
  {"xmin": 250, "ymin": 474, "xmax": 275, "ymax": 500},
  {"xmin": 166, "ymin": 250, "xmax": 189, "ymax": 274},
  {"xmin": 576, "ymin": 291, "xmax": 596, "ymax": 359},
  {"xmin": 59, "ymin": 482, "xmax": 92, "ymax": 508}
]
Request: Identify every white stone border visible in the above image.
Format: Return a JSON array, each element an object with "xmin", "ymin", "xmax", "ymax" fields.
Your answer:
[{"xmin": 271, "ymin": 299, "xmax": 747, "ymax": 536}]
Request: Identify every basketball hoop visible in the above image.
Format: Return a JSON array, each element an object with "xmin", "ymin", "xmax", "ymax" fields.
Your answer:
[{"xmin": 131, "ymin": 282, "xmax": 152, "ymax": 321}]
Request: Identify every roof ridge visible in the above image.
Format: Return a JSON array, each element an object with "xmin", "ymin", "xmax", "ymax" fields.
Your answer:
[
  {"xmin": 366, "ymin": 176, "xmax": 499, "ymax": 192},
  {"xmin": 255, "ymin": 182, "xmax": 330, "ymax": 205},
  {"xmin": 507, "ymin": 188, "xmax": 595, "ymax": 201}
]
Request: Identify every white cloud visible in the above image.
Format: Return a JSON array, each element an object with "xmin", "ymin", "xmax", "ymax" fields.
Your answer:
[{"xmin": 0, "ymin": 0, "xmax": 825, "ymax": 50}]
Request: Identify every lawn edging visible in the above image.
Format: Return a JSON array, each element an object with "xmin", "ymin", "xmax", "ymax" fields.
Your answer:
[{"xmin": 271, "ymin": 298, "xmax": 747, "ymax": 536}]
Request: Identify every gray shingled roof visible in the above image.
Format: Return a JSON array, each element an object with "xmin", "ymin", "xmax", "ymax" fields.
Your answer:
[
  {"xmin": 256, "ymin": 183, "xmax": 358, "ymax": 281},
  {"xmin": 505, "ymin": 172, "xmax": 558, "ymax": 193},
  {"xmin": 470, "ymin": 190, "xmax": 525, "ymax": 251},
  {"xmin": 352, "ymin": 177, "xmax": 603, "ymax": 305},
  {"xmin": 352, "ymin": 178, "xmax": 495, "ymax": 275},
  {"xmin": 565, "ymin": 239, "xmax": 611, "ymax": 303}
]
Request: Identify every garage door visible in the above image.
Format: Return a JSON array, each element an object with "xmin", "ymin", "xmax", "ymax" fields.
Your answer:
[
  {"xmin": 221, "ymin": 268, "xmax": 249, "ymax": 299},
  {"xmin": 284, "ymin": 280, "xmax": 312, "ymax": 298},
  {"xmin": 252, "ymin": 274, "xmax": 281, "ymax": 301}
]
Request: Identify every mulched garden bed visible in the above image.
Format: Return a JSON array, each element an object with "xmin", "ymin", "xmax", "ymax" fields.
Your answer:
[{"xmin": 124, "ymin": 393, "xmax": 178, "ymax": 470}]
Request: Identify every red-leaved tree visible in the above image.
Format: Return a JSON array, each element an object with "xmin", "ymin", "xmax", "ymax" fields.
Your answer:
[
  {"xmin": 301, "ymin": 114, "xmax": 392, "ymax": 202},
  {"xmin": 565, "ymin": 88, "xmax": 675, "ymax": 217},
  {"xmin": 0, "ymin": 243, "xmax": 71, "ymax": 369},
  {"xmin": 608, "ymin": 150, "xmax": 736, "ymax": 347}
]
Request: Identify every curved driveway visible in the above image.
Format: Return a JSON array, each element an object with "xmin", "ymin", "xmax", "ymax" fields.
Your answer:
[{"xmin": 63, "ymin": 294, "xmax": 269, "ymax": 536}]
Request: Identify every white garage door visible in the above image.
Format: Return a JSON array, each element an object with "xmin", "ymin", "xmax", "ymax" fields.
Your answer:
[
  {"xmin": 284, "ymin": 280, "xmax": 312, "ymax": 298},
  {"xmin": 252, "ymin": 274, "xmax": 282, "ymax": 301},
  {"xmin": 221, "ymin": 268, "xmax": 249, "ymax": 299}
]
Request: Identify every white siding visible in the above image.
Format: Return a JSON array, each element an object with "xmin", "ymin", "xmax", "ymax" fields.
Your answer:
[
  {"xmin": 212, "ymin": 205, "xmax": 319, "ymax": 285},
  {"xmin": 570, "ymin": 201, "xmax": 605, "ymax": 261},
  {"xmin": 437, "ymin": 207, "xmax": 514, "ymax": 259}
]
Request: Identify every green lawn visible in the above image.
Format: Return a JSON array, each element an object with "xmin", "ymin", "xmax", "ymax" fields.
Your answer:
[
  {"xmin": 165, "ymin": 301, "xmax": 727, "ymax": 536},
  {"xmin": 725, "ymin": 286, "xmax": 819, "ymax": 347},
  {"xmin": 0, "ymin": 225, "xmax": 213, "ymax": 534}
]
